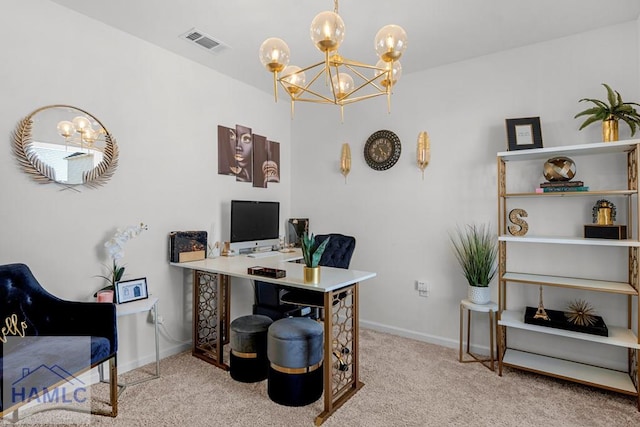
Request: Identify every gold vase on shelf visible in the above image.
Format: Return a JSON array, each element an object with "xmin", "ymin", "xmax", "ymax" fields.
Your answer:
[
  {"xmin": 575, "ymin": 83, "xmax": 639, "ymax": 143},
  {"xmin": 602, "ymin": 117, "xmax": 619, "ymax": 142},
  {"xmin": 303, "ymin": 266, "xmax": 320, "ymax": 284}
]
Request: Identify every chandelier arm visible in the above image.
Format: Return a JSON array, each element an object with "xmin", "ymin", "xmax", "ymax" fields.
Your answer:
[
  {"xmin": 342, "ymin": 80, "xmax": 384, "ymax": 100},
  {"xmin": 339, "ymin": 92, "xmax": 389, "ymax": 105},
  {"xmin": 343, "ymin": 64, "xmax": 387, "ymax": 92},
  {"xmin": 273, "ymin": 72, "xmax": 279, "ymax": 103},
  {"xmin": 286, "ymin": 84, "xmax": 340, "ymax": 104},
  {"xmin": 330, "ymin": 63, "xmax": 340, "ymax": 102},
  {"xmin": 338, "ymin": 57, "xmax": 386, "ymax": 70}
]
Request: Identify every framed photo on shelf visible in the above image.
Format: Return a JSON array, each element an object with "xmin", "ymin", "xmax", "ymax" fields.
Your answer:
[
  {"xmin": 115, "ymin": 277, "xmax": 148, "ymax": 304},
  {"xmin": 505, "ymin": 117, "xmax": 543, "ymax": 151}
]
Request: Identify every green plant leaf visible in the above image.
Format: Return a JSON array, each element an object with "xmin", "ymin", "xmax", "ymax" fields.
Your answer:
[
  {"xmin": 578, "ymin": 115, "xmax": 605, "ymax": 131},
  {"xmin": 310, "ymin": 237, "xmax": 330, "ymax": 267},
  {"xmin": 300, "ymin": 232, "xmax": 331, "ymax": 267},
  {"xmin": 578, "ymin": 98, "xmax": 609, "ymax": 111},
  {"xmin": 574, "ymin": 107, "xmax": 603, "ymax": 119},
  {"xmin": 603, "ymin": 83, "xmax": 617, "ymax": 107}
]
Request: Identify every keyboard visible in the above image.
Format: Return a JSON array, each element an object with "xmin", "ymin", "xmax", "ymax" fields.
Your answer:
[{"xmin": 247, "ymin": 251, "xmax": 279, "ymax": 258}]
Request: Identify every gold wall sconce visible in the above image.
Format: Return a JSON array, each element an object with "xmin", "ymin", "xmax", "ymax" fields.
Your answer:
[
  {"xmin": 340, "ymin": 143, "xmax": 351, "ymax": 183},
  {"xmin": 417, "ymin": 131, "xmax": 430, "ymax": 179}
]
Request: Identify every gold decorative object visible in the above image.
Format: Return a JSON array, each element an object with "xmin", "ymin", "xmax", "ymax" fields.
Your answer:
[
  {"xmin": 592, "ymin": 199, "xmax": 616, "ymax": 225},
  {"xmin": 575, "ymin": 83, "xmax": 640, "ymax": 142},
  {"xmin": 12, "ymin": 105, "xmax": 118, "ymax": 189},
  {"xmin": 507, "ymin": 209, "xmax": 529, "ymax": 236},
  {"xmin": 416, "ymin": 131, "xmax": 430, "ymax": 180},
  {"xmin": 602, "ymin": 117, "xmax": 619, "ymax": 142},
  {"xmin": 340, "ymin": 143, "xmax": 351, "ymax": 183},
  {"xmin": 565, "ymin": 299, "xmax": 598, "ymax": 327},
  {"xmin": 543, "ymin": 156, "xmax": 576, "ymax": 182},
  {"xmin": 303, "ymin": 266, "xmax": 320, "ymax": 284},
  {"xmin": 259, "ymin": 0, "xmax": 407, "ymax": 121},
  {"xmin": 533, "ymin": 285, "xmax": 550, "ymax": 321}
]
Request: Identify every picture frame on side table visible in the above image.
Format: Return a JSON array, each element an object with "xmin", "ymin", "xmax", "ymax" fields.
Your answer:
[
  {"xmin": 506, "ymin": 117, "xmax": 543, "ymax": 151},
  {"xmin": 115, "ymin": 277, "xmax": 149, "ymax": 304}
]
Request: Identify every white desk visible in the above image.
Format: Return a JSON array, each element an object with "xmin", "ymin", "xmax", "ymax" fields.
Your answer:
[
  {"xmin": 171, "ymin": 250, "xmax": 376, "ymax": 426},
  {"xmin": 99, "ymin": 297, "xmax": 160, "ymax": 395}
]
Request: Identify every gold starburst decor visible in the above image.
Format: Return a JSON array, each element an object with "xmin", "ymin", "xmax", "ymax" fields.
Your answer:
[{"xmin": 564, "ymin": 299, "xmax": 598, "ymax": 327}]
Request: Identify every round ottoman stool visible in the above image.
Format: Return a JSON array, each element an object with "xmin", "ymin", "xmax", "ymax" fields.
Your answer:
[
  {"xmin": 230, "ymin": 314, "xmax": 273, "ymax": 383},
  {"xmin": 267, "ymin": 317, "xmax": 324, "ymax": 406}
]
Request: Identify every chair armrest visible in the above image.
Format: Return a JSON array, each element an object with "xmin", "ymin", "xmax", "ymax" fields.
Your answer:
[{"xmin": 37, "ymin": 299, "xmax": 118, "ymax": 354}]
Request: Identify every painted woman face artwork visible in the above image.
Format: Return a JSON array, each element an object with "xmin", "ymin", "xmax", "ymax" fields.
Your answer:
[{"xmin": 217, "ymin": 123, "xmax": 279, "ymax": 187}]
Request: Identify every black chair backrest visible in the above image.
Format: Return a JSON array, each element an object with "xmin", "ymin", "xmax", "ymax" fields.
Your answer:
[{"xmin": 316, "ymin": 234, "xmax": 356, "ymax": 269}]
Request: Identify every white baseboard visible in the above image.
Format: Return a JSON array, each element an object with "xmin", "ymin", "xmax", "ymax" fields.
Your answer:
[
  {"xmin": 86, "ymin": 319, "xmax": 494, "ymax": 387},
  {"xmin": 84, "ymin": 341, "xmax": 191, "ymax": 385},
  {"xmin": 360, "ymin": 319, "xmax": 493, "ymax": 355}
]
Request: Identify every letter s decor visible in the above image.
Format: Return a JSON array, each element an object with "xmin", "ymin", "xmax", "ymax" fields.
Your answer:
[{"xmin": 508, "ymin": 208, "xmax": 529, "ymax": 236}]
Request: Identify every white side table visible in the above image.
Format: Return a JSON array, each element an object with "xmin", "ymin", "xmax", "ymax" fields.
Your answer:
[
  {"xmin": 459, "ymin": 299, "xmax": 497, "ymax": 371},
  {"xmin": 99, "ymin": 297, "xmax": 160, "ymax": 395}
]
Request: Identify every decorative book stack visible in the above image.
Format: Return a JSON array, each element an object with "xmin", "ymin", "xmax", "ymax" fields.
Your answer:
[{"xmin": 536, "ymin": 180, "xmax": 588, "ymax": 193}]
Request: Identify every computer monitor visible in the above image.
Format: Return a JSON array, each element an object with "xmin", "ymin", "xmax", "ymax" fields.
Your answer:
[{"xmin": 229, "ymin": 200, "xmax": 280, "ymax": 253}]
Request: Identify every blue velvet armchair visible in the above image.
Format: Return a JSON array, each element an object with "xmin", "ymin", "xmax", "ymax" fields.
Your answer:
[{"xmin": 0, "ymin": 263, "xmax": 118, "ymax": 418}]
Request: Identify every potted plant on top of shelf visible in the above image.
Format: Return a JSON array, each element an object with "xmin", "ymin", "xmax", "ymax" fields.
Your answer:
[
  {"xmin": 574, "ymin": 83, "xmax": 640, "ymax": 142},
  {"xmin": 449, "ymin": 223, "xmax": 497, "ymax": 305},
  {"xmin": 300, "ymin": 231, "xmax": 330, "ymax": 284}
]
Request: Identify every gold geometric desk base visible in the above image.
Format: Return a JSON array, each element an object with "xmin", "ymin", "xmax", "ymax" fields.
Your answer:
[
  {"xmin": 459, "ymin": 299, "xmax": 498, "ymax": 372},
  {"xmin": 191, "ymin": 269, "xmax": 364, "ymax": 426}
]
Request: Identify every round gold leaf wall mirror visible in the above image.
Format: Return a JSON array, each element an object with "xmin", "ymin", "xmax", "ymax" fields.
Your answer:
[{"xmin": 13, "ymin": 105, "xmax": 118, "ymax": 188}]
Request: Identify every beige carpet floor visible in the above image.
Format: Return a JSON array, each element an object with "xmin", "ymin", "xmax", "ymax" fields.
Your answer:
[{"xmin": 11, "ymin": 328, "xmax": 640, "ymax": 426}]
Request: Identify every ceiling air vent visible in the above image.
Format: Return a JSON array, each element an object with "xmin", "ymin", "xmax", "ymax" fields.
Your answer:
[{"xmin": 180, "ymin": 28, "xmax": 228, "ymax": 54}]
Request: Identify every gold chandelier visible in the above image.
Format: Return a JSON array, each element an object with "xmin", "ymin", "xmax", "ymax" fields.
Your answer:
[{"xmin": 259, "ymin": 0, "xmax": 407, "ymax": 120}]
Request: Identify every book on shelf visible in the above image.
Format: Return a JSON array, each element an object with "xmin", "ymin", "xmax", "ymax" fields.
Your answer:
[
  {"xmin": 539, "ymin": 180, "xmax": 584, "ymax": 188},
  {"xmin": 535, "ymin": 186, "xmax": 589, "ymax": 193}
]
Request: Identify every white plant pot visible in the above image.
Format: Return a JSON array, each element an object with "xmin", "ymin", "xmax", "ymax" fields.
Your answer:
[{"xmin": 468, "ymin": 285, "xmax": 490, "ymax": 305}]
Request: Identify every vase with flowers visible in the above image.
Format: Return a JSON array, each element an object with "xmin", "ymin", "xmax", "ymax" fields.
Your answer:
[{"xmin": 95, "ymin": 222, "xmax": 148, "ymax": 301}]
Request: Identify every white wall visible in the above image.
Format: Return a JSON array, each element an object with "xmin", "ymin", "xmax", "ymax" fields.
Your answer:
[
  {"xmin": 290, "ymin": 21, "xmax": 639, "ymax": 365},
  {"xmin": 0, "ymin": 1, "xmax": 292, "ymax": 372},
  {"xmin": 2, "ymin": 1, "xmax": 639, "ymax": 373}
]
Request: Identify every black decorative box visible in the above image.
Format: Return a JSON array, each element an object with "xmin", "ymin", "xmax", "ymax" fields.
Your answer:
[
  {"xmin": 584, "ymin": 224, "xmax": 627, "ymax": 240},
  {"xmin": 248, "ymin": 266, "xmax": 286, "ymax": 279},
  {"xmin": 524, "ymin": 306, "xmax": 608, "ymax": 336},
  {"xmin": 169, "ymin": 231, "xmax": 207, "ymax": 262}
]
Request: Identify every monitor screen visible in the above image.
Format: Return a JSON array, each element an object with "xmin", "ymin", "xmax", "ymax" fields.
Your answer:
[{"xmin": 230, "ymin": 200, "xmax": 280, "ymax": 245}]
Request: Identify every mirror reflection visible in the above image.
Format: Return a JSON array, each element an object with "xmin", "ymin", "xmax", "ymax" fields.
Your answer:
[{"xmin": 13, "ymin": 105, "xmax": 118, "ymax": 187}]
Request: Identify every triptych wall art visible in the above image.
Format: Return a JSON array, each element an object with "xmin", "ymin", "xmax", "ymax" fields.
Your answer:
[{"xmin": 217, "ymin": 124, "xmax": 280, "ymax": 188}]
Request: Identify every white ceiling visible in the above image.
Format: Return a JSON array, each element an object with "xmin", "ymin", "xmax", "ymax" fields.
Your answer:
[{"xmin": 51, "ymin": 0, "xmax": 640, "ymax": 95}]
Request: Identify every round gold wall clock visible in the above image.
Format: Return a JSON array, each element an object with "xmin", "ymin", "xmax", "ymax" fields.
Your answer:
[{"xmin": 364, "ymin": 130, "xmax": 401, "ymax": 171}]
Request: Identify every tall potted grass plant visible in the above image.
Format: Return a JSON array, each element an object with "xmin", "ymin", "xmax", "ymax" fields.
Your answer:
[{"xmin": 449, "ymin": 223, "xmax": 497, "ymax": 304}]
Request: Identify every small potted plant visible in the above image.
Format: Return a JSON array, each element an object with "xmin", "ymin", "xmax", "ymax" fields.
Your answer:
[
  {"xmin": 574, "ymin": 83, "xmax": 640, "ymax": 142},
  {"xmin": 449, "ymin": 223, "xmax": 497, "ymax": 304},
  {"xmin": 300, "ymin": 232, "xmax": 330, "ymax": 284}
]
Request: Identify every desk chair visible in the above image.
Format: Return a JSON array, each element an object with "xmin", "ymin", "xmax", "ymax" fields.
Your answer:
[
  {"xmin": 253, "ymin": 281, "xmax": 300, "ymax": 320},
  {"xmin": 280, "ymin": 233, "xmax": 356, "ymax": 314}
]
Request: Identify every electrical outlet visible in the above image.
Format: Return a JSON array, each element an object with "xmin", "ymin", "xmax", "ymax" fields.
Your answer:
[
  {"xmin": 416, "ymin": 280, "xmax": 430, "ymax": 297},
  {"xmin": 149, "ymin": 309, "xmax": 165, "ymax": 324}
]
